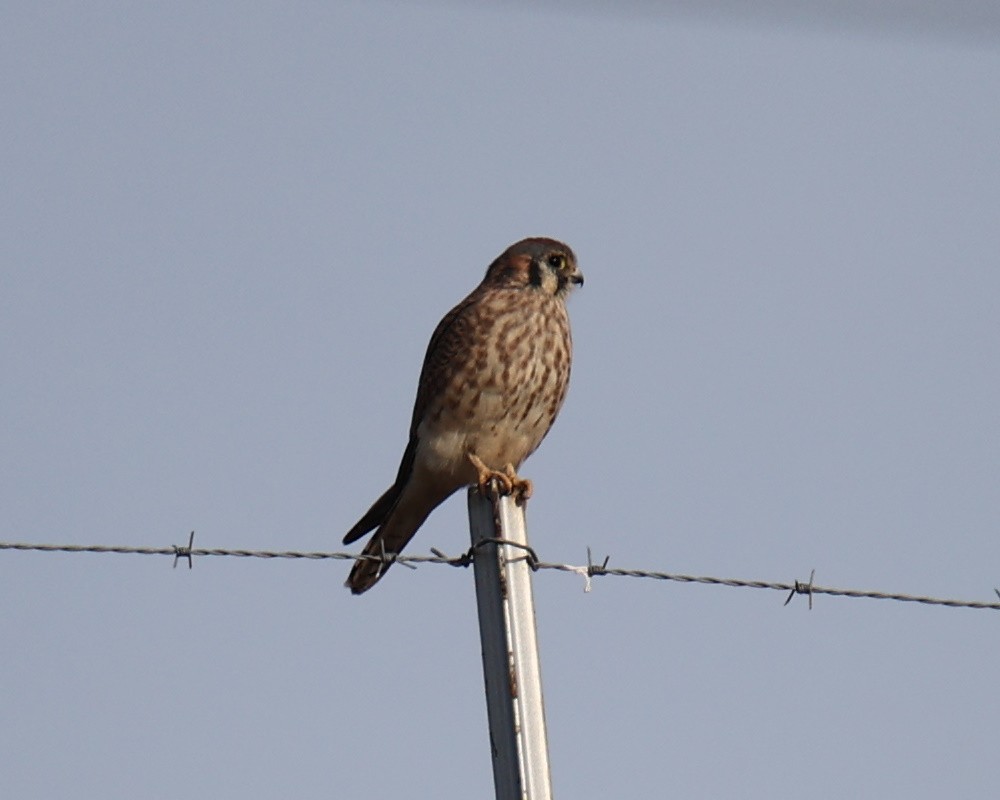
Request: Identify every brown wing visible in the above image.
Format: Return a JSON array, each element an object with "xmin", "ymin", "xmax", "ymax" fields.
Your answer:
[
  {"xmin": 406, "ymin": 286, "xmax": 484, "ymax": 439},
  {"xmin": 342, "ymin": 285, "xmax": 483, "ymax": 547}
]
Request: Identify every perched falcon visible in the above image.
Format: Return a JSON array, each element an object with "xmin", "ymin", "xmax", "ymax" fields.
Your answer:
[{"xmin": 343, "ymin": 237, "xmax": 583, "ymax": 594}]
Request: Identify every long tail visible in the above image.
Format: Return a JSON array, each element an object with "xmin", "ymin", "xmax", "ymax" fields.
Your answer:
[
  {"xmin": 343, "ymin": 484, "xmax": 400, "ymax": 546},
  {"xmin": 344, "ymin": 487, "xmax": 439, "ymax": 594},
  {"xmin": 342, "ymin": 483, "xmax": 401, "ymax": 594}
]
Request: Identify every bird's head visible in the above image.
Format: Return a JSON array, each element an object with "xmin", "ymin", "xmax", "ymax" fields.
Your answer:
[{"xmin": 484, "ymin": 237, "xmax": 584, "ymax": 297}]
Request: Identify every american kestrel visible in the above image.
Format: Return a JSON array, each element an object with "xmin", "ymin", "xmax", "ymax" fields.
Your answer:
[{"xmin": 344, "ymin": 237, "xmax": 583, "ymax": 594}]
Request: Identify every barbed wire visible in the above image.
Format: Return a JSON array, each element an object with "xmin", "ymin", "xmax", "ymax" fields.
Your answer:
[{"xmin": 2, "ymin": 537, "xmax": 998, "ymax": 612}]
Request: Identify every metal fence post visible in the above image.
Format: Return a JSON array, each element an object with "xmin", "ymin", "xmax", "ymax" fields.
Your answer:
[{"xmin": 468, "ymin": 488, "xmax": 553, "ymax": 800}]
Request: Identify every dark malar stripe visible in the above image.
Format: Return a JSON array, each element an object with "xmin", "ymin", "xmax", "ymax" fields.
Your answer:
[{"xmin": 528, "ymin": 258, "xmax": 544, "ymax": 288}]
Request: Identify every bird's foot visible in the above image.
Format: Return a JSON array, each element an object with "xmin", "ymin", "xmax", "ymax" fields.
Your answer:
[
  {"xmin": 503, "ymin": 463, "xmax": 533, "ymax": 503},
  {"xmin": 467, "ymin": 453, "xmax": 531, "ymax": 504},
  {"xmin": 467, "ymin": 452, "xmax": 511, "ymax": 498}
]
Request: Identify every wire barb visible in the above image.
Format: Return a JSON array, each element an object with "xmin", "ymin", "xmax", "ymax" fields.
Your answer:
[
  {"xmin": 586, "ymin": 547, "xmax": 611, "ymax": 578},
  {"xmin": 430, "ymin": 546, "xmax": 473, "ymax": 568},
  {"xmin": 172, "ymin": 531, "xmax": 195, "ymax": 570},
  {"xmin": 784, "ymin": 569, "xmax": 816, "ymax": 609}
]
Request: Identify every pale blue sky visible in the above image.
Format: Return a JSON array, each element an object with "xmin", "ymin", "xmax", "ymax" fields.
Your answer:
[{"xmin": 3, "ymin": 3, "xmax": 999, "ymax": 797}]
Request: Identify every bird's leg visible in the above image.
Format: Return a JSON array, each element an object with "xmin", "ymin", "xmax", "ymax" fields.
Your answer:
[
  {"xmin": 503, "ymin": 463, "xmax": 533, "ymax": 502},
  {"xmin": 467, "ymin": 452, "xmax": 513, "ymax": 499}
]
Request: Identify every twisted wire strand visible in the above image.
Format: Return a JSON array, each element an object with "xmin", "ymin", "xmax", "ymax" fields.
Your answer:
[
  {"xmin": 2, "ymin": 540, "xmax": 998, "ymax": 611},
  {"xmin": 535, "ymin": 560, "xmax": 1000, "ymax": 609}
]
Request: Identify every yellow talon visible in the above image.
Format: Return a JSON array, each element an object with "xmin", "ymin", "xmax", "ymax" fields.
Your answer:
[
  {"xmin": 466, "ymin": 453, "xmax": 532, "ymax": 503},
  {"xmin": 504, "ymin": 463, "xmax": 533, "ymax": 502}
]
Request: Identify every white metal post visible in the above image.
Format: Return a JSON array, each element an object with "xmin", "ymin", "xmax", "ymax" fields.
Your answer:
[{"xmin": 468, "ymin": 488, "xmax": 553, "ymax": 800}]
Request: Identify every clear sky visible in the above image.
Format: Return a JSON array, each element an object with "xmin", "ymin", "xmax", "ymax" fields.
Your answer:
[{"xmin": 3, "ymin": 3, "xmax": 999, "ymax": 798}]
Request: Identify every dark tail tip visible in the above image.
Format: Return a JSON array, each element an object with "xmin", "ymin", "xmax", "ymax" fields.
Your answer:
[{"xmin": 344, "ymin": 555, "xmax": 388, "ymax": 595}]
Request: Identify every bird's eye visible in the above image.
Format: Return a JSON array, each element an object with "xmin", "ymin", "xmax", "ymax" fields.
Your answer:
[{"xmin": 547, "ymin": 253, "xmax": 565, "ymax": 269}]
